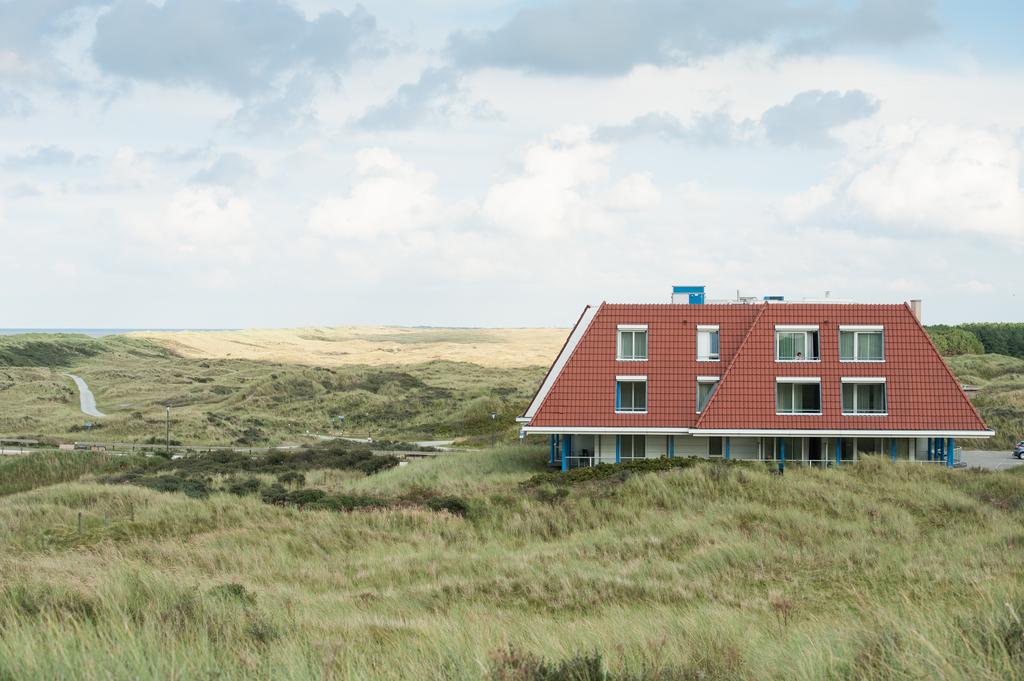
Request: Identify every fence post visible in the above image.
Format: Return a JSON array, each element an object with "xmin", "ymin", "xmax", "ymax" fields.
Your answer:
[{"xmin": 77, "ymin": 512, "xmax": 82, "ymax": 533}]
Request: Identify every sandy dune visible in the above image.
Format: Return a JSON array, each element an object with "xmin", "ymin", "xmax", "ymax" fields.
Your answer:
[{"xmin": 132, "ymin": 326, "xmax": 568, "ymax": 368}]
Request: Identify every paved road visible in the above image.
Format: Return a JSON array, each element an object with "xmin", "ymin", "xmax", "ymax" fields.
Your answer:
[
  {"xmin": 960, "ymin": 450, "xmax": 1023, "ymax": 471},
  {"xmin": 63, "ymin": 373, "xmax": 105, "ymax": 418}
]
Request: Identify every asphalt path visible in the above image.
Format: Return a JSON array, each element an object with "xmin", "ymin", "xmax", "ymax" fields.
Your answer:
[
  {"xmin": 63, "ymin": 373, "xmax": 104, "ymax": 418},
  {"xmin": 960, "ymin": 449, "xmax": 1023, "ymax": 471}
]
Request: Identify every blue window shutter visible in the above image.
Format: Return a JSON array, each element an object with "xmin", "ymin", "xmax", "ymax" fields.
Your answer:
[{"xmin": 615, "ymin": 382, "xmax": 621, "ymax": 410}]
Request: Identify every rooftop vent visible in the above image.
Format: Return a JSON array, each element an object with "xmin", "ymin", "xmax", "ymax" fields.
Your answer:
[{"xmin": 671, "ymin": 285, "xmax": 705, "ymax": 305}]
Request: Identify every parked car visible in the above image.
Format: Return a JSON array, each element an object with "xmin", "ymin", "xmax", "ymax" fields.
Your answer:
[{"xmin": 1015, "ymin": 440, "xmax": 1024, "ymax": 460}]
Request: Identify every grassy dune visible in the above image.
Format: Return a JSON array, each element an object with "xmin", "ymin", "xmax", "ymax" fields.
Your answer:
[
  {"xmin": 133, "ymin": 326, "xmax": 568, "ymax": 368},
  {"xmin": 0, "ymin": 334, "xmax": 547, "ymax": 445},
  {"xmin": 1, "ymin": 448, "xmax": 1024, "ymax": 679},
  {"xmin": 947, "ymin": 354, "xmax": 1024, "ymax": 449}
]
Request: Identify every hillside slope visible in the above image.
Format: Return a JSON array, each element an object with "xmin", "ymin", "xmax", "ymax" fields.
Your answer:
[{"xmin": 1, "ymin": 448, "xmax": 1023, "ymax": 680}]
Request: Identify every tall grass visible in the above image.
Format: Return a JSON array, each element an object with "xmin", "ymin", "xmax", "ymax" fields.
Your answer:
[
  {"xmin": 1, "ymin": 447, "xmax": 1023, "ymax": 679},
  {"xmin": 0, "ymin": 450, "xmax": 139, "ymax": 497}
]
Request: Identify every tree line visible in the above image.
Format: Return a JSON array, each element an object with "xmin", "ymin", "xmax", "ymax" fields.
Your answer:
[{"xmin": 926, "ymin": 323, "xmax": 1024, "ymax": 358}]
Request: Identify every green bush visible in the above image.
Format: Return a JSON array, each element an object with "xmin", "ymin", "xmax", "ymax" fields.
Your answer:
[
  {"xmin": 426, "ymin": 495, "xmax": 470, "ymax": 517},
  {"xmin": 926, "ymin": 325, "xmax": 985, "ymax": 356},
  {"xmin": 226, "ymin": 478, "xmax": 262, "ymax": 496},
  {"xmin": 275, "ymin": 471, "xmax": 305, "ymax": 486}
]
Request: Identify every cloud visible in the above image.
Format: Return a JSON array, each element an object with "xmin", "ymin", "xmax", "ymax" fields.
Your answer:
[
  {"xmin": 0, "ymin": 1, "xmax": 106, "ymax": 59},
  {"xmin": 760, "ymin": 89, "xmax": 880, "ymax": 146},
  {"xmin": 785, "ymin": 0, "xmax": 940, "ymax": 54},
  {"xmin": 91, "ymin": 0, "xmax": 382, "ymax": 97},
  {"xmin": 150, "ymin": 187, "xmax": 254, "ymax": 254},
  {"xmin": 446, "ymin": 0, "xmax": 938, "ymax": 76},
  {"xmin": 190, "ymin": 153, "xmax": 257, "ymax": 187},
  {"xmin": 597, "ymin": 110, "xmax": 753, "ymax": 145},
  {"xmin": 783, "ymin": 123, "xmax": 1024, "ymax": 240},
  {"xmin": 309, "ymin": 148, "xmax": 456, "ymax": 241},
  {"xmin": 0, "ymin": 87, "xmax": 33, "ymax": 117},
  {"xmin": 2, "ymin": 145, "xmax": 95, "ymax": 169},
  {"xmin": 354, "ymin": 66, "xmax": 461, "ymax": 131},
  {"xmin": 482, "ymin": 127, "xmax": 657, "ymax": 239},
  {"xmin": 597, "ymin": 89, "xmax": 878, "ymax": 147}
]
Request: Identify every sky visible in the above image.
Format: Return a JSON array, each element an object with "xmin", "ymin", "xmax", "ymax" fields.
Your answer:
[{"xmin": 0, "ymin": 0, "xmax": 1022, "ymax": 328}]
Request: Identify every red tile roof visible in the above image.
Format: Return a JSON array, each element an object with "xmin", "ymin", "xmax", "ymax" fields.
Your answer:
[{"xmin": 526, "ymin": 302, "xmax": 989, "ymax": 433}]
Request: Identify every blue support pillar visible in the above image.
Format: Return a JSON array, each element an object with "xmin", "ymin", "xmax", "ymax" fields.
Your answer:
[
  {"xmin": 890, "ymin": 438, "xmax": 896, "ymax": 463},
  {"xmin": 549, "ymin": 435, "xmax": 555, "ymax": 466},
  {"xmin": 935, "ymin": 437, "xmax": 943, "ymax": 463},
  {"xmin": 778, "ymin": 437, "xmax": 785, "ymax": 473},
  {"xmin": 668, "ymin": 435, "xmax": 675, "ymax": 459},
  {"xmin": 947, "ymin": 437, "xmax": 955, "ymax": 468},
  {"xmin": 724, "ymin": 436, "xmax": 731, "ymax": 460},
  {"xmin": 835, "ymin": 437, "xmax": 841, "ymax": 466},
  {"xmin": 615, "ymin": 435, "xmax": 621, "ymax": 464},
  {"xmin": 561, "ymin": 435, "xmax": 570, "ymax": 472},
  {"xmin": 927, "ymin": 437, "xmax": 933, "ymax": 461}
]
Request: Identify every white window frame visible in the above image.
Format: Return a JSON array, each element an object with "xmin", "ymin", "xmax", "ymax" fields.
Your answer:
[
  {"xmin": 696, "ymin": 325, "xmax": 720, "ymax": 362},
  {"xmin": 775, "ymin": 376, "xmax": 822, "ymax": 416},
  {"xmin": 617, "ymin": 324, "xmax": 649, "ymax": 362},
  {"xmin": 695, "ymin": 376, "xmax": 720, "ymax": 413},
  {"xmin": 615, "ymin": 375, "xmax": 648, "ymax": 414},
  {"xmin": 775, "ymin": 325, "xmax": 820, "ymax": 363},
  {"xmin": 841, "ymin": 377, "xmax": 888, "ymax": 416},
  {"xmin": 839, "ymin": 325, "xmax": 885, "ymax": 363}
]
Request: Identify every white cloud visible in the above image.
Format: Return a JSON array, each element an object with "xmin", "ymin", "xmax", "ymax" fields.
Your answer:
[
  {"xmin": 844, "ymin": 124, "xmax": 1024, "ymax": 239},
  {"xmin": 781, "ymin": 122, "xmax": 1024, "ymax": 242},
  {"xmin": 606, "ymin": 172, "xmax": 661, "ymax": 211},
  {"xmin": 959, "ymin": 280, "xmax": 994, "ymax": 294},
  {"xmin": 154, "ymin": 187, "xmax": 253, "ymax": 254},
  {"xmin": 309, "ymin": 148, "xmax": 465, "ymax": 241},
  {"xmin": 482, "ymin": 127, "xmax": 618, "ymax": 239},
  {"xmin": 780, "ymin": 182, "xmax": 834, "ymax": 222}
]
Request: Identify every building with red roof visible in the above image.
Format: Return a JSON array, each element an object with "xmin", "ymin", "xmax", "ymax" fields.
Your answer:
[{"xmin": 518, "ymin": 286, "xmax": 992, "ymax": 470}]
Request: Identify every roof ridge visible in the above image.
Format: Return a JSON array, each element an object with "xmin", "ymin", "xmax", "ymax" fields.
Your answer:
[
  {"xmin": 694, "ymin": 303, "xmax": 768, "ymax": 428},
  {"xmin": 519, "ymin": 302, "xmax": 602, "ymax": 419},
  {"xmin": 899, "ymin": 301, "xmax": 989, "ymax": 430}
]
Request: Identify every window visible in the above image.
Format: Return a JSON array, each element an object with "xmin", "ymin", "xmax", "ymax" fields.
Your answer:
[
  {"xmin": 616, "ymin": 376, "xmax": 647, "ymax": 413},
  {"xmin": 697, "ymin": 325, "xmax": 720, "ymax": 361},
  {"xmin": 696, "ymin": 376, "xmax": 719, "ymax": 413},
  {"xmin": 776, "ymin": 378, "xmax": 821, "ymax": 414},
  {"xmin": 617, "ymin": 325, "xmax": 648, "ymax": 361},
  {"xmin": 776, "ymin": 326, "xmax": 819, "ymax": 361},
  {"xmin": 841, "ymin": 379, "xmax": 887, "ymax": 415},
  {"xmin": 840, "ymin": 326, "xmax": 884, "ymax": 361},
  {"xmin": 619, "ymin": 435, "xmax": 646, "ymax": 461},
  {"xmin": 707, "ymin": 437, "xmax": 723, "ymax": 458}
]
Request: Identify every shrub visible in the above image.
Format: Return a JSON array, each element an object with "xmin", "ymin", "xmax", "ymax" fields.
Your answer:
[
  {"xmin": 226, "ymin": 478, "xmax": 262, "ymax": 496},
  {"xmin": 284, "ymin": 489, "xmax": 326, "ymax": 506},
  {"xmin": 260, "ymin": 484, "xmax": 288, "ymax": 505},
  {"xmin": 426, "ymin": 495, "xmax": 470, "ymax": 517},
  {"xmin": 523, "ymin": 457, "xmax": 712, "ymax": 488},
  {"xmin": 276, "ymin": 471, "xmax": 305, "ymax": 486}
]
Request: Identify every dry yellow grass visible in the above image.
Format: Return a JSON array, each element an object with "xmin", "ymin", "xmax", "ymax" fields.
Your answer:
[{"xmin": 132, "ymin": 326, "xmax": 568, "ymax": 368}]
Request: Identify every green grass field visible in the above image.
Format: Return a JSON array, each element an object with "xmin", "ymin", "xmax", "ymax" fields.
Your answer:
[
  {"xmin": 0, "ymin": 334, "xmax": 544, "ymax": 446},
  {"xmin": 1, "ymin": 446, "xmax": 1023, "ymax": 680}
]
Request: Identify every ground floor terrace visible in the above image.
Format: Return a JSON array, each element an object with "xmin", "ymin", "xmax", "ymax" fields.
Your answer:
[{"xmin": 544, "ymin": 434, "xmax": 963, "ymax": 471}]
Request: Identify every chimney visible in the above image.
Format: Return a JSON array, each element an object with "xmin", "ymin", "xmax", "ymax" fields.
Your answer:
[{"xmin": 910, "ymin": 299, "xmax": 922, "ymax": 322}]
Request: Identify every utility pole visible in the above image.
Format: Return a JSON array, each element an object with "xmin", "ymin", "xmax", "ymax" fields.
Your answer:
[{"xmin": 165, "ymin": 405, "xmax": 170, "ymax": 456}]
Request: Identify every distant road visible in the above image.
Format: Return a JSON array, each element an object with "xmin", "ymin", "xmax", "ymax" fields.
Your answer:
[{"xmin": 63, "ymin": 374, "xmax": 105, "ymax": 418}]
